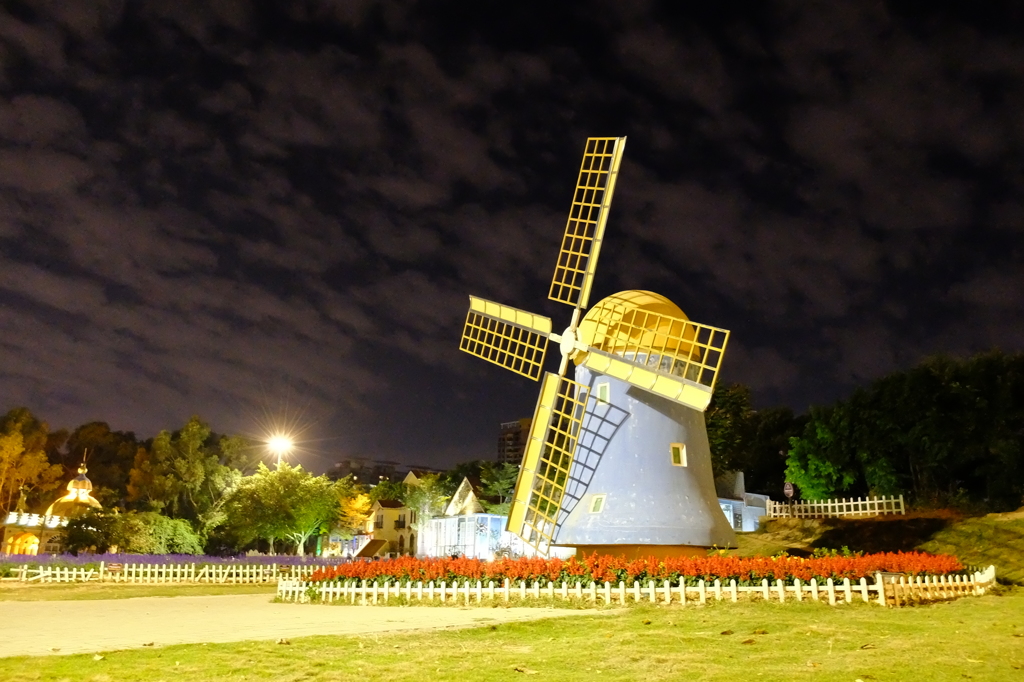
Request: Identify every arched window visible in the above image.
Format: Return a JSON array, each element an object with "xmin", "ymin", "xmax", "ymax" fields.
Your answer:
[
  {"xmin": 398, "ymin": 534, "xmax": 405, "ymax": 554},
  {"xmin": 409, "ymin": 533, "xmax": 416, "ymax": 555}
]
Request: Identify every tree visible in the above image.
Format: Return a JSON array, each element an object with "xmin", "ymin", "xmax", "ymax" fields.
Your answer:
[
  {"xmin": 220, "ymin": 463, "xmax": 291, "ymax": 553},
  {"xmin": 60, "ymin": 422, "xmax": 142, "ymax": 507},
  {"xmin": 368, "ymin": 479, "xmax": 407, "ymax": 503},
  {"xmin": 479, "ymin": 463, "xmax": 518, "ymax": 515},
  {"xmin": 127, "ymin": 416, "xmax": 255, "ymax": 537},
  {"xmin": 743, "ymin": 406, "xmax": 807, "ymax": 496},
  {"xmin": 61, "ymin": 510, "xmax": 203, "ymax": 554},
  {"xmin": 276, "ymin": 465, "xmax": 339, "ymax": 555},
  {"xmin": 335, "ymin": 483, "xmax": 372, "ymax": 540},
  {"xmin": 703, "ymin": 384, "xmax": 806, "ymax": 494},
  {"xmin": 221, "ymin": 463, "xmax": 340, "ymax": 555},
  {"xmin": 785, "ymin": 351, "xmax": 1024, "ymax": 509},
  {"xmin": 705, "ymin": 384, "xmax": 754, "ymax": 477},
  {"xmin": 403, "ymin": 473, "xmax": 449, "ymax": 531},
  {"xmin": 0, "ymin": 408, "xmax": 64, "ymax": 514},
  {"xmin": 439, "ymin": 460, "xmax": 486, "ymax": 497}
]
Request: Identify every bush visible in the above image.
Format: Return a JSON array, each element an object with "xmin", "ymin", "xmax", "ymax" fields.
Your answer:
[
  {"xmin": 308, "ymin": 551, "xmax": 965, "ymax": 586},
  {"xmin": 60, "ymin": 510, "xmax": 203, "ymax": 554}
]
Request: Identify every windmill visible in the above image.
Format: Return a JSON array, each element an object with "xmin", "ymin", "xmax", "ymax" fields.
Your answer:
[{"xmin": 459, "ymin": 137, "xmax": 734, "ymax": 559}]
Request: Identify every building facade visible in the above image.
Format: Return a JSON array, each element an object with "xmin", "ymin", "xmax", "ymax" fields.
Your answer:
[
  {"xmin": 497, "ymin": 418, "xmax": 531, "ymax": 464},
  {"xmin": 1, "ymin": 463, "xmax": 103, "ymax": 555},
  {"xmin": 354, "ymin": 499, "xmax": 417, "ymax": 557}
]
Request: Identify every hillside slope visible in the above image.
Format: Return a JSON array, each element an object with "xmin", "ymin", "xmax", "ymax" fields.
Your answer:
[{"xmin": 732, "ymin": 510, "xmax": 1024, "ymax": 584}]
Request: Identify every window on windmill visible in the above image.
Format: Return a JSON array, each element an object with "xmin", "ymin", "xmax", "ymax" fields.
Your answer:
[
  {"xmin": 596, "ymin": 381, "xmax": 610, "ymax": 404},
  {"xmin": 670, "ymin": 443, "xmax": 687, "ymax": 467},
  {"xmin": 589, "ymin": 494, "xmax": 607, "ymax": 514}
]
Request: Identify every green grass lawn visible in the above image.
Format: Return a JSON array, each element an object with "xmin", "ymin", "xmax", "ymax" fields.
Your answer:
[
  {"xmin": 0, "ymin": 582, "xmax": 276, "ymax": 601},
  {"xmin": 1, "ymin": 587, "xmax": 1021, "ymax": 681}
]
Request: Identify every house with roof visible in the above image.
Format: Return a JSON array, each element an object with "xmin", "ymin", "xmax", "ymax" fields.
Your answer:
[
  {"xmin": 353, "ymin": 499, "xmax": 417, "ymax": 558},
  {"xmin": 714, "ymin": 471, "xmax": 770, "ymax": 532},
  {"xmin": 443, "ymin": 476, "xmax": 494, "ymax": 516},
  {"xmin": 421, "ymin": 476, "xmax": 573, "ymax": 559}
]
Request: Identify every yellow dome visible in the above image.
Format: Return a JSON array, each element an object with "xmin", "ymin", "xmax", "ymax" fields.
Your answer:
[
  {"xmin": 576, "ymin": 290, "xmax": 698, "ymax": 363},
  {"xmin": 45, "ymin": 464, "xmax": 102, "ymax": 517}
]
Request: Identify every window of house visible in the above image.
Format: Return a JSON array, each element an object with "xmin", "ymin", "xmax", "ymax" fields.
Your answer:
[
  {"xmin": 596, "ymin": 381, "xmax": 610, "ymax": 404},
  {"xmin": 375, "ymin": 514, "xmax": 384, "ymax": 529},
  {"xmin": 670, "ymin": 443, "xmax": 687, "ymax": 467},
  {"xmin": 589, "ymin": 494, "xmax": 607, "ymax": 514}
]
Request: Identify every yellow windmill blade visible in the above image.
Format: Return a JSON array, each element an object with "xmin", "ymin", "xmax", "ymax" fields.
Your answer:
[
  {"xmin": 506, "ymin": 372, "xmax": 590, "ymax": 555},
  {"xmin": 576, "ymin": 293, "xmax": 730, "ymax": 411},
  {"xmin": 459, "ymin": 296, "xmax": 553, "ymax": 381},
  {"xmin": 580, "ymin": 349, "xmax": 719, "ymax": 411},
  {"xmin": 549, "ymin": 136, "xmax": 626, "ymax": 309}
]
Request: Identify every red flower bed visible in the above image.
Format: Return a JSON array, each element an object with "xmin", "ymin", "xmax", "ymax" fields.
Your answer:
[{"xmin": 308, "ymin": 551, "xmax": 963, "ymax": 586}]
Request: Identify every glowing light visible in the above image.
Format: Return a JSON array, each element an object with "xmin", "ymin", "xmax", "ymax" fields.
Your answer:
[
  {"xmin": 268, "ymin": 435, "xmax": 294, "ymax": 454},
  {"xmin": 267, "ymin": 434, "xmax": 294, "ymax": 466}
]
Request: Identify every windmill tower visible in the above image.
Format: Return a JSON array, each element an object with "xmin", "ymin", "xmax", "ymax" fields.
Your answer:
[{"xmin": 459, "ymin": 137, "xmax": 734, "ymax": 559}]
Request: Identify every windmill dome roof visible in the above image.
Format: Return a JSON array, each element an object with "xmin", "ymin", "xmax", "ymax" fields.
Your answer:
[{"xmin": 577, "ymin": 290, "xmax": 696, "ymax": 360}]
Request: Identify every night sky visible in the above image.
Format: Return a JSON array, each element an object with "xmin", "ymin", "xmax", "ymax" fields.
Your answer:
[{"xmin": 0, "ymin": 2, "xmax": 1022, "ymax": 471}]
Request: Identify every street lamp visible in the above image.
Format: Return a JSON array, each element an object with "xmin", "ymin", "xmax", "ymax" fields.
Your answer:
[{"xmin": 267, "ymin": 434, "xmax": 294, "ymax": 468}]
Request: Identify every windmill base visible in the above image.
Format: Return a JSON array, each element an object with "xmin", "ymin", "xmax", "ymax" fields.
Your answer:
[{"xmin": 556, "ymin": 544, "xmax": 710, "ymax": 560}]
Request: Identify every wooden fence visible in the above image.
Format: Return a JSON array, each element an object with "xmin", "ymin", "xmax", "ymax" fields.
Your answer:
[
  {"xmin": 3, "ymin": 562, "xmax": 324, "ymax": 584},
  {"xmin": 277, "ymin": 565, "xmax": 995, "ymax": 608},
  {"xmin": 766, "ymin": 495, "xmax": 905, "ymax": 519}
]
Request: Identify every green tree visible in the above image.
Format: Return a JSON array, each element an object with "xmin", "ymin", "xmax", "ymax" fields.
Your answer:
[
  {"xmin": 479, "ymin": 462, "xmax": 518, "ymax": 515},
  {"xmin": 221, "ymin": 463, "xmax": 340, "ymax": 555},
  {"xmin": 404, "ymin": 473, "xmax": 450, "ymax": 530},
  {"xmin": 0, "ymin": 408, "xmax": 64, "ymax": 514},
  {"xmin": 277, "ymin": 464, "xmax": 339, "ymax": 555},
  {"xmin": 784, "ymin": 407, "xmax": 859, "ymax": 500},
  {"xmin": 127, "ymin": 416, "xmax": 254, "ymax": 537},
  {"xmin": 61, "ymin": 510, "xmax": 203, "ymax": 554},
  {"xmin": 368, "ymin": 479, "xmax": 407, "ymax": 503},
  {"xmin": 785, "ymin": 351, "xmax": 1024, "ymax": 509},
  {"xmin": 219, "ymin": 463, "xmax": 287, "ymax": 553}
]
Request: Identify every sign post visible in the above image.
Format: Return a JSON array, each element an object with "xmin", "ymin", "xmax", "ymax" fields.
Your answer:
[{"xmin": 783, "ymin": 482, "xmax": 795, "ymax": 517}]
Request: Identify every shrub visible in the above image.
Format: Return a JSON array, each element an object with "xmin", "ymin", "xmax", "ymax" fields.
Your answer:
[{"xmin": 308, "ymin": 551, "xmax": 964, "ymax": 586}]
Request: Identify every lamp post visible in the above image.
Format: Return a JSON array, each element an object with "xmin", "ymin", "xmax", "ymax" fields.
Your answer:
[{"xmin": 268, "ymin": 434, "xmax": 294, "ymax": 468}]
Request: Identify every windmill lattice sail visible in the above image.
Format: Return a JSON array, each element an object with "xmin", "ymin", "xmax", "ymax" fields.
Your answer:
[
  {"xmin": 459, "ymin": 296, "xmax": 552, "ymax": 381},
  {"xmin": 507, "ymin": 374, "xmax": 590, "ymax": 555},
  {"xmin": 549, "ymin": 137, "xmax": 626, "ymax": 309}
]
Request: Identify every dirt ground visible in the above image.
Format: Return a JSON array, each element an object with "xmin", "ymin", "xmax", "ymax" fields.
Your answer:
[{"xmin": 0, "ymin": 594, "xmax": 599, "ymax": 657}]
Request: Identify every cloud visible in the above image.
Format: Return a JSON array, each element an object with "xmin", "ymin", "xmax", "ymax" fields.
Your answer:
[{"xmin": 0, "ymin": 1, "xmax": 1021, "ymax": 469}]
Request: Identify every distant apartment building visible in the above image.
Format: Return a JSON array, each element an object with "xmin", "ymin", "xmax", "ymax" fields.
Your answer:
[
  {"xmin": 328, "ymin": 457, "xmax": 443, "ymax": 484},
  {"xmin": 497, "ymin": 418, "xmax": 531, "ymax": 464}
]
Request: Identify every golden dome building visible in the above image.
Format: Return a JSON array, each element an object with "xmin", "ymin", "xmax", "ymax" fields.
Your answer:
[
  {"xmin": 1, "ymin": 462, "xmax": 103, "ymax": 555},
  {"xmin": 45, "ymin": 463, "xmax": 103, "ymax": 517}
]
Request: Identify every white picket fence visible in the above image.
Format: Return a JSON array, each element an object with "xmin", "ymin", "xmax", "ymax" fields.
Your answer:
[
  {"xmin": 766, "ymin": 495, "xmax": 905, "ymax": 519},
  {"xmin": 4, "ymin": 562, "xmax": 325, "ymax": 584},
  {"xmin": 277, "ymin": 565, "xmax": 995, "ymax": 608}
]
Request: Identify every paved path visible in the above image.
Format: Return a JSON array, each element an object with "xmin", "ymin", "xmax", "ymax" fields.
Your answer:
[{"xmin": 0, "ymin": 594, "xmax": 597, "ymax": 657}]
